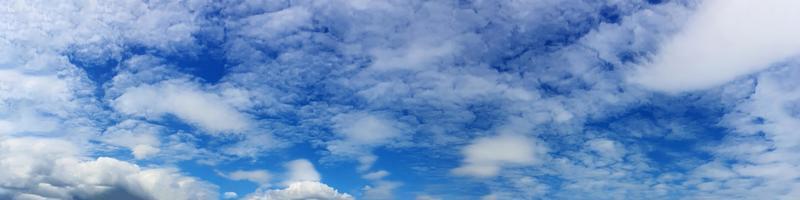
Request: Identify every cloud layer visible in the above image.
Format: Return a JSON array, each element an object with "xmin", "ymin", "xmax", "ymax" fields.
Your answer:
[{"xmin": 2, "ymin": 0, "xmax": 800, "ymax": 199}]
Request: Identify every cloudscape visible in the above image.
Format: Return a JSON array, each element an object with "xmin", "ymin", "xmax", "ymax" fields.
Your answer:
[{"xmin": 2, "ymin": 0, "xmax": 800, "ymax": 199}]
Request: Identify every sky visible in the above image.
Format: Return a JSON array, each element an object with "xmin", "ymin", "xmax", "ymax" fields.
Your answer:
[{"xmin": 1, "ymin": 0, "xmax": 800, "ymax": 199}]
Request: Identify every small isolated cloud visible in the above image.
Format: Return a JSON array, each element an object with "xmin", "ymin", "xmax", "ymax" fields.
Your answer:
[
  {"xmin": 362, "ymin": 170, "xmax": 390, "ymax": 180},
  {"xmin": 113, "ymin": 79, "xmax": 251, "ymax": 134},
  {"xmin": 222, "ymin": 170, "xmax": 272, "ymax": 185},
  {"xmin": 416, "ymin": 194, "xmax": 442, "ymax": 200},
  {"xmin": 224, "ymin": 192, "xmax": 239, "ymax": 199},
  {"xmin": 631, "ymin": 0, "xmax": 800, "ymax": 92},
  {"xmin": 453, "ymin": 134, "xmax": 548, "ymax": 178}
]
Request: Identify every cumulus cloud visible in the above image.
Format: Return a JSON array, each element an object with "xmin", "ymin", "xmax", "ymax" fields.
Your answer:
[
  {"xmin": 244, "ymin": 159, "xmax": 353, "ymax": 200},
  {"xmin": 0, "ymin": 137, "xmax": 218, "ymax": 200},
  {"xmin": 113, "ymin": 79, "xmax": 251, "ymax": 134},
  {"xmin": 631, "ymin": 0, "xmax": 800, "ymax": 92},
  {"xmin": 245, "ymin": 181, "xmax": 353, "ymax": 200},
  {"xmin": 453, "ymin": 134, "xmax": 548, "ymax": 178},
  {"xmin": 10, "ymin": 0, "xmax": 800, "ymax": 198}
]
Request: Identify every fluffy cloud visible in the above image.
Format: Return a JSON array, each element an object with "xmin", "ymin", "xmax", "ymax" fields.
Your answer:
[
  {"xmin": 453, "ymin": 134, "xmax": 548, "ymax": 178},
  {"xmin": 630, "ymin": 0, "xmax": 800, "ymax": 92},
  {"xmin": 99, "ymin": 120, "xmax": 162, "ymax": 159},
  {"xmin": 9, "ymin": 0, "xmax": 800, "ymax": 199},
  {"xmin": 113, "ymin": 79, "xmax": 251, "ymax": 134},
  {"xmin": 282, "ymin": 159, "xmax": 321, "ymax": 186},
  {"xmin": 0, "ymin": 137, "xmax": 218, "ymax": 200},
  {"xmin": 244, "ymin": 159, "xmax": 353, "ymax": 200},
  {"xmin": 246, "ymin": 181, "xmax": 353, "ymax": 200},
  {"xmin": 224, "ymin": 192, "xmax": 238, "ymax": 199}
]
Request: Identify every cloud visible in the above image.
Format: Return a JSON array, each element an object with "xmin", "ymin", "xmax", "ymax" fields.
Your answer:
[
  {"xmin": 224, "ymin": 192, "xmax": 238, "ymax": 199},
  {"xmin": 331, "ymin": 112, "xmax": 402, "ymax": 146},
  {"xmin": 221, "ymin": 170, "xmax": 272, "ymax": 186},
  {"xmin": 327, "ymin": 112, "xmax": 404, "ymax": 170},
  {"xmin": 283, "ymin": 159, "xmax": 321, "ymax": 186},
  {"xmin": 361, "ymin": 180, "xmax": 401, "ymax": 200},
  {"xmin": 362, "ymin": 170, "xmax": 390, "ymax": 181},
  {"xmin": 245, "ymin": 181, "xmax": 354, "ymax": 200},
  {"xmin": 630, "ymin": 0, "xmax": 800, "ymax": 92},
  {"xmin": 585, "ymin": 138, "xmax": 626, "ymax": 161},
  {"xmin": 0, "ymin": 137, "xmax": 218, "ymax": 200},
  {"xmin": 1, "ymin": 0, "xmax": 210, "ymax": 60},
  {"xmin": 99, "ymin": 120, "xmax": 162, "ymax": 159},
  {"xmin": 453, "ymin": 134, "xmax": 548, "ymax": 178},
  {"xmin": 244, "ymin": 159, "xmax": 353, "ymax": 200},
  {"xmin": 113, "ymin": 79, "xmax": 251, "ymax": 134},
  {"xmin": 415, "ymin": 195, "xmax": 442, "ymax": 200},
  {"xmin": 693, "ymin": 64, "xmax": 800, "ymax": 199}
]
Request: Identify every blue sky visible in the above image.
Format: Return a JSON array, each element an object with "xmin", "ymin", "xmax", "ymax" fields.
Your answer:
[{"xmin": 2, "ymin": 0, "xmax": 800, "ymax": 199}]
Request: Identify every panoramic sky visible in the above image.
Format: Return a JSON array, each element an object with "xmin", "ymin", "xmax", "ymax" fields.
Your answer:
[{"xmin": 2, "ymin": 0, "xmax": 800, "ymax": 199}]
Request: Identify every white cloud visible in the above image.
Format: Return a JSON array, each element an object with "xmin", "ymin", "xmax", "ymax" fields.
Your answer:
[
  {"xmin": 695, "ymin": 64, "xmax": 800, "ymax": 199},
  {"xmin": 245, "ymin": 181, "xmax": 354, "ymax": 200},
  {"xmin": 415, "ymin": 195, "xmax": 442, "ymax": 200},
  {"xmin": 361, "ymin": 181, "xmax": 401, "ymax": 200},
  {"xmin": 100, "ymin": 120, "xmax": 162, "ymax": 159},
  {"xmin": 0, "ymin": 137, "xmax": 218, "ymax": 200},
  {"xmin": 283, "ymin": 159, "xmax": 321, "ymax": 186},
  {"xmin": 585, "ymin": 139, "xmax": 626, "ymax": 161},
  {"xmin": 238, "ymin": 6, "xmax": 312, "ymax": 41},
  {"xmin": 453, "ymin": 134, "xmax": 548, "ymax": 178},
  {"xmin": 369, "ymin": 38, "xmax": 459, "ymax": 71},
  {"xmin": 113, "ymin": 79, "xmax": 251, "ymax": 134},
  {"xmin": 1, "ymin": 0, "xmax": 209, "ymax": 59},
  {"xmin": 327, "ymin": 112, "xmax": 404, "ymax": 171},
  {"xmin": 362, "ymin": 170, "xmax": 390, "ymax": 181},
  {"xmin": 222, "ymin": 170, "xmax": 272, "ymax": 186},
  {"xmin": 331, "ymin": 112, "xmax": 402, "ymax": 145},
  {"xmin": 244, "ymin": 159, "xmax": 353, "ymax": 200},
  {"xmin": 224, "ymin": 192, "xmax": 238, "ymax": 199},
  {"xmin": 630, "ymin": 0, "xmax": 800, "ymax": 92}
]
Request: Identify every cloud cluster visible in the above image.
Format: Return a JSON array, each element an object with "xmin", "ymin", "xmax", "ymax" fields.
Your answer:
[
  {"xmin": 0, "ymin": 137, "xmax": 218, "ymax": 200},
  {"xmin": 3, "ymin": 0, "xmax": 800, "ymax": 199}
]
